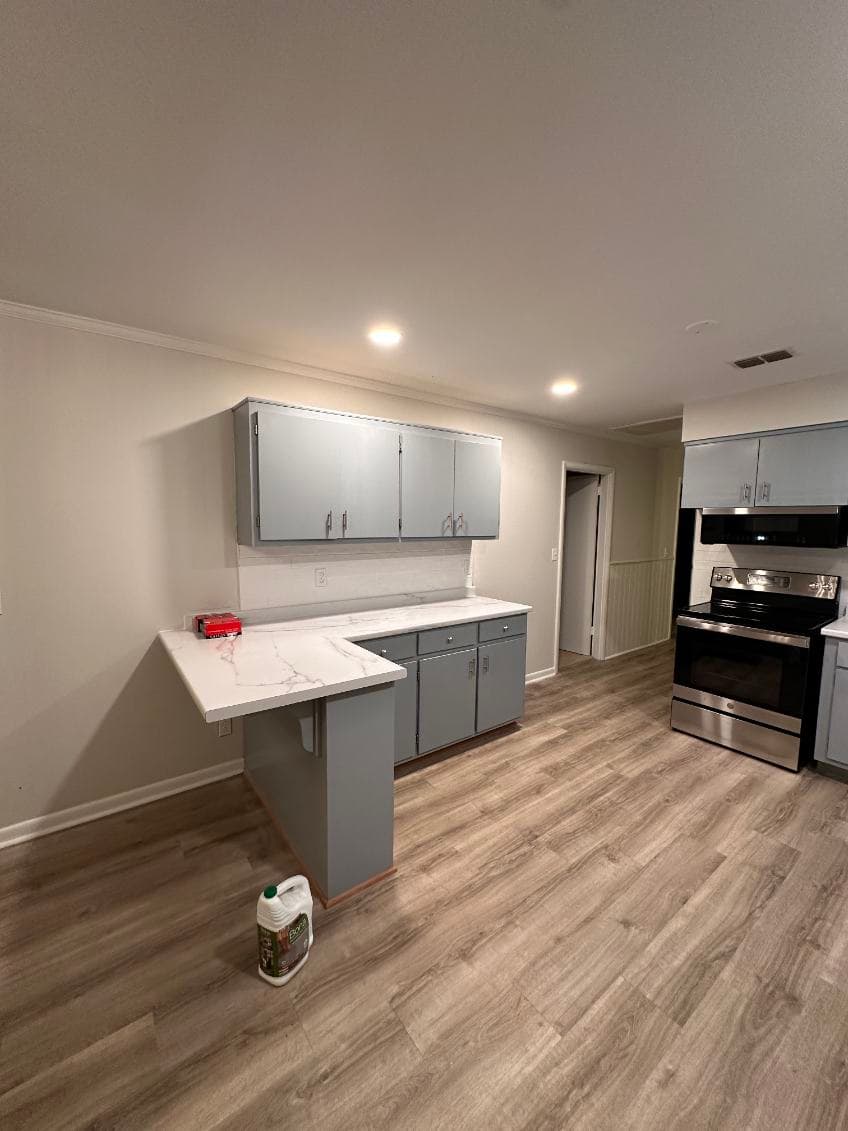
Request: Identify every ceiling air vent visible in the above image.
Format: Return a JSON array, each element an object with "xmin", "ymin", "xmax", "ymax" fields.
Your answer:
[{"xmin": 732, "ymin": 348, "xmax": 794, "ymax": 369}]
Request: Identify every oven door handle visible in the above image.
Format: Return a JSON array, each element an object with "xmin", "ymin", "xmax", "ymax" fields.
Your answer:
[{"xmin": 676, "ymin": 615, "xmax": 809, "ymax": 649}]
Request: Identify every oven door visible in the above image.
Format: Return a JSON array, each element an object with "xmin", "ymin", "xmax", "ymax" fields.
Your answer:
[{"xmin": 673, "ymin": 618, "xmax": 809, "ymax": 725}]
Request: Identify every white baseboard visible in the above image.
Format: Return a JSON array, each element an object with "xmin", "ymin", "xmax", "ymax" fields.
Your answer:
[
  {"xmin": 0, "ymin": 759, "xmax": 244, "ymax": 850},
  {"xmin": 605, "ymin": 635, "xmax": 671, "ymax": 661},
  {"xmin": 526, "ymin": 666, "xmax": 557, "ymax": 684}
]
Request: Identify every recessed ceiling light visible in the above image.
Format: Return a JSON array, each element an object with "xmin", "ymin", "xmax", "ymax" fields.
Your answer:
[
  {"xmin": 367, "ymin": 325, "xmax": 403, "ymax": 348},
  {"xmin": 550, "ymin": 378, "xmax": 578, "ymax": 396}
]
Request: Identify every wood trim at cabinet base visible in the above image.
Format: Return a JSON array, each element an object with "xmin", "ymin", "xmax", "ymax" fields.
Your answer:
[
  {"xmin": 244, "ymin": 769, "xmax": 395, "ymax": 909},
  {"xmin": 323, "ymin": 867, "xmax": 397, "ymax": 908}
]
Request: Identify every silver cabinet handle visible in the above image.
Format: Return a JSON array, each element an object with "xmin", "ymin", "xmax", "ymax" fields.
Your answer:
[
  {"xmin": 761, "ymin": 483, "xmax": 771, "ymax": 502},
  {"xmin": 326, "ymin": 510, "xmax": 333, "ymax": 535},
  {"xmin": 447, "ymin": 635, "xmax": 454, "ymax": 643},
  {"xmin": 482, "ymin": 655, "xmax": 489, "ymax": 674},
  {"xmin": 502, "ymin": 624, "xmax": 509, "ymax": 632},
  {"xmin": 342, "ymin": 509, "xmax": 348, "ymax": 535},
  {"xmin": 741, "ymin": 483, "xmax": 752, "ymax": 503},
  {"xmin": 380, "ymin": 648, "xmax": 388, "ymax": 656},
  {"xmin": 455, "ymin": 512, "xmax": 465, "ymax": 533},
  {"xmin": 445, "ymin": 512, "xmax": 454, "ymax": 534},
  {"xmin": 468, "ymin": 658, "xmax": 476, "ymax": 678}
]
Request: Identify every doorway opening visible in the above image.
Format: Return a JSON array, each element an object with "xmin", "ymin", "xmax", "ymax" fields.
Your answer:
[{"xmin": 554, "ymin": 463, "xmax": 614, "ymax": 671}]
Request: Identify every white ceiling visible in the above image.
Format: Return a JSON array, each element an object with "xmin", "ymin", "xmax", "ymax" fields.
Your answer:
[{"xmin": 3, "ymin": 1, "xmax": 848, "ymax": 431}]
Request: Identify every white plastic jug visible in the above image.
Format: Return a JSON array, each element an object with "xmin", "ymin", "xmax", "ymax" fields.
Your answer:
[{"xmin": 256, "ymin": 875, "xmax": 314, "ymax": 986}]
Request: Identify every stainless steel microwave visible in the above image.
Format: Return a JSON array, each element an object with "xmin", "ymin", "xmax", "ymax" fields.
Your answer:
[{"xmin": 699, "ymin": 506, "xmax": 848, "ymax": 548}]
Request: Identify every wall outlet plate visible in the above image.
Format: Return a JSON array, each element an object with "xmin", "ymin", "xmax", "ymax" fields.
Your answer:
[
  {"xmin": 217, "ymin": 719, "xmax": 233, "ymax": 737},
  {"xmin": 314, "ymin": 567, "xmax": 328, "ymax": 588}
]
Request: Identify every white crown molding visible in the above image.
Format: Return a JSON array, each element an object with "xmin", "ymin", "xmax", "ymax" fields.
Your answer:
[{"xmin": 0, "ymin": 297, "xmax": 654, "ymax": 446}]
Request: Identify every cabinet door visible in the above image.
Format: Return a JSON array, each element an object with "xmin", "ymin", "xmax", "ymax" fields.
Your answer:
[
  {"xmin": 681, "ymin": 438, "xmax": 760, "ymax": 509},
  {"xmin": 755, "ymin": 427, "xmax": 848, "ymax": 506},
  {"xmin": 394, "ymin": 660, "xmax": 418, "ymax": 764},
  {"xmin": 336, "ymin": 421, "xmax": 400, "ymax": 539},
  {"xmin": 454, "ymin": 439, "xmax": 501, "ymax": 537},
  {"xmin": 477, "ymin": 637, "xmax": 526, "ymax": 732},
  {"xmin": 418, "ymin": 647, "xmax": 477, "ymax": 754},
  {"xmin": 826, "ymin": 667, "xmax": 848, "ymax": 766},
  {"xmin": 256, "ymin": 408, "xmax": 341, "ymax": 540},
  {"xmin": 401, "ymin": 432, "xmax": 456, "ymax": 537}
]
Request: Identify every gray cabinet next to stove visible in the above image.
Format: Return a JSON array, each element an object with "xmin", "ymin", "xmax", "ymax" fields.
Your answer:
[{"xmin": 815, "ymin": 638, "xmax": 848, "ymax": 769}]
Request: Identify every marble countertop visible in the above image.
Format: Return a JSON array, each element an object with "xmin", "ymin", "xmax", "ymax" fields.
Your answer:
[
  {"xmin": 159, "ymin": 596, "xmax": 531, "ymax": 723},
  {"xmin": 822, "ymin": 616, "xmax": 848, "ymax": 640}
]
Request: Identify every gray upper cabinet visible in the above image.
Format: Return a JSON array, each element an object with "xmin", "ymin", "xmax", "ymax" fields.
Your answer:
[
  {"xmin": 255, "ymin": 407, "xmax": 344, "ymax": 541},
  {"xmin": 681, "ymin": 437, "xmax": 760, "ymax": 509},
  {"xmin": 755, "ymin": 426, "xmax": 848, "ymax": 506},
  {"xmin": 400, "ymin": 431, "xmax": 456, "ymax": 538},
  {"xmin": 335, "ymin": 420, "xmax": 400, "ymax": 539},
  {"xmin": 234, "ymin": 399, "xmax": 502, "ymax": 545},
  {"xmin": 454, "ymin": 438, "xmax": 501, "ymax": 537}
]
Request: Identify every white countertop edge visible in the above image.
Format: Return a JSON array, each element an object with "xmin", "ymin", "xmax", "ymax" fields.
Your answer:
[
  {"xmin": 822, "ymin": 616, "xmax": 848, "ymax": 640},
  {"xmin": 198, "ymin": 665, "xmax": 407, "ymax": 723},
  {"xmin": 159, "ymin": 596, "xmax": 531, "ymax": 721}
]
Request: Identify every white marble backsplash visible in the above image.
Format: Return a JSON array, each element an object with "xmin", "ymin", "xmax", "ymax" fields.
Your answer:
[
  {"xmin": 690, "ymin": 512, "xmax": 848, "ymax": 611},
  {"xmin": 237, "ymin": 539, "xmax": 473, "ymax": 612}
]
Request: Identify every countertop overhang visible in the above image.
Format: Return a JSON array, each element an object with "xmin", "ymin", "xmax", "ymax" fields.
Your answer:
[
  {"xmin": 159, "ymin": 596, "xmax": 532, "ymax": 723},
  {"xmin": 822, "ymin": 615, "xmax": 848, "ymax": 641}
]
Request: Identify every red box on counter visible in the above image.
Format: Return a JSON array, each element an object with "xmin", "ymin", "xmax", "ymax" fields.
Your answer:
[{"xmin": 193, "ymin": 613, "xmax": 242, "ymax": 639}]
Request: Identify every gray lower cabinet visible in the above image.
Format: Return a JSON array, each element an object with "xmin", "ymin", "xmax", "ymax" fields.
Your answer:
[
  {"xmin": 826, "ymin": 668, "xmax": 848, "ymax": 765},
  {"xmin": 394, "ymin": 660, "xmax": 418, "ymax": 763},
  {"xmin": 477, "ymin": 636, "xmax": 527, "ymax": 732},
  {"xmin": 681, "ymin": 437, "xmax": 761, "ymax": 509},
  {"xmin": 815, "ymin": 639, "xmax": 848, "ymax": 769},
  {"xmin": 418, "ymin": 646, "xmax": 478, "ymax": 754}
]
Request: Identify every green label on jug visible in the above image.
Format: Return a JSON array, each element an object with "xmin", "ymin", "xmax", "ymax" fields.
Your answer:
[{"xmin": 258, "ymin": 912, "xmax": 309, "ymax": 979}]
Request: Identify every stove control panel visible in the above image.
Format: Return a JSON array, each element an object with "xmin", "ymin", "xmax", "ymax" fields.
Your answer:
[{"xmin": 711, "ymin": 567, "xmax": 839, "ymax": 599}]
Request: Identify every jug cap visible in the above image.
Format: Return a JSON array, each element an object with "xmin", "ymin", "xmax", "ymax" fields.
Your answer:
[{"xmin": 262, "ymin": 885, "xmax": 278, "ymax": 899}]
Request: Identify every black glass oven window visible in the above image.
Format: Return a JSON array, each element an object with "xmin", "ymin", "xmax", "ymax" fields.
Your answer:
[{"xmin": 674, "ymin": 626, "xmax": 808, "ymax": 717}]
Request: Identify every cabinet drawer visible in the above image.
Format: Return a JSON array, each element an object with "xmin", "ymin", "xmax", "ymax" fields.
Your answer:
[
  {"xmin": 479, "ymin": 614, "xmax": 527, "ymax": 642},
  {"xmin": 358, "ymin": 633, "xmax": 417, "ymax": 662},
  {"xmin": 417, "ymin": 622, "xmax": 478, "ymax": 655},
  {"xmin": 837, "ymin": 641, "xmax": 848, "ymax": 670}
]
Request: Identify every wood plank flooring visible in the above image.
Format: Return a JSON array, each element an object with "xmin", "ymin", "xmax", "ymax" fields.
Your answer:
[{"xmin": 4, "ymin": 641, "xmax": 848, "ymax": 1128}]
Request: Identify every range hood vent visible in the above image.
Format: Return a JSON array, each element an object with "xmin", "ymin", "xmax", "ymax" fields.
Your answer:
[{"xmin": 732, "ymin": 348, "xmax": 794, "ymax": 369}]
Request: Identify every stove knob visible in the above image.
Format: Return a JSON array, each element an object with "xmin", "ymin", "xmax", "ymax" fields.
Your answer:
[{"xmin": 809, "ymin": 582, "xmax": 818, "ymax": 591}]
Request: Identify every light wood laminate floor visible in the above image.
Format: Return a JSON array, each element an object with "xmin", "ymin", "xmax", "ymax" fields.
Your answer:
[{"xmin": 4, "ymin": 641, "xmax": 848, "ymax": 1129}]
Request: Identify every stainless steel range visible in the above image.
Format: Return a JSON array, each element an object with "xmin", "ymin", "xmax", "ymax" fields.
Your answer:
[{"xmin": 671, "ymin": 567, "xmax": 840, "ymax": 771}]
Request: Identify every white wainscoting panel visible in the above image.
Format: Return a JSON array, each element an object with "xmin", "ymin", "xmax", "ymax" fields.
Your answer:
[{"xmin": 605, "ymin": 557, "xmax": 674, "ymax": 658}]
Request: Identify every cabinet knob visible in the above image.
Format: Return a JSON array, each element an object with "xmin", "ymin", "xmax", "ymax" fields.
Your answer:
[
  {"xmin": 380, "ymin": 648, "xmax": 388, "ymax": 655},
  {"xmin": 447, "ymin": 635, "xmax": 454, "ymax": 643},
  {"xmin": 502, "ymin": 624, "xmax": 509, "ymax": 631}
]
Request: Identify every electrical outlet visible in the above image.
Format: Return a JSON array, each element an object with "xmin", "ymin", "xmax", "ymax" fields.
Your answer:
[
  {"xmin": 551, "ymin": 548, "xmax": 559, "ymax": 561},
  {"xmin": 314, "ymin": 568, "xmax": 328, "ymax": 588},
  {"xmin": 217, "ymin": 719, "xmax": 232, "ymax": 738}
]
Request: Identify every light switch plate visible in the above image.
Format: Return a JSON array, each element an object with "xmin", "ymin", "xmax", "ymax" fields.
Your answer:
[
  {"xmin": 314, "ymin": 568, "xmax": 328, "ymax": 588},
  {"xmin": 217, "ymin": 719, "xmax": 232, "ymax": 737}
]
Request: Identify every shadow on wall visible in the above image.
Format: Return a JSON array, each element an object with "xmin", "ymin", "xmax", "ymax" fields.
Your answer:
[{"xmin": 142, "ymin": 409, "xmax": 240, "ymax": 616}]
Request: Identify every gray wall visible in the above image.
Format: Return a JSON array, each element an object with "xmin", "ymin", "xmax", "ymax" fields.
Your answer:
[{"xmin": 0, "ymin": 311, "xmax": 669, "ymax": 828}]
